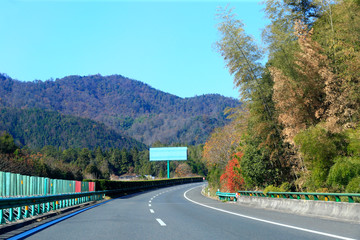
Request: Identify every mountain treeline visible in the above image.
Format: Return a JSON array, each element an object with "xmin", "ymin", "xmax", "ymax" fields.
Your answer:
[
  {"xmin": 0, "ymin": 74, "xmax": 240, "ymax": 145},
  {"xmin": 0, "ymin": 131, "xmax": 206, "ymax": 180},
  {"xmin": 203, "ymin": 0, "xmax": 360, "ymax": 194}
]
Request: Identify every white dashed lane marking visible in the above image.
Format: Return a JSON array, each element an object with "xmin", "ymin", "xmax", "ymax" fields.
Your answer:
[{"xmin": 156, "ymin": 218, "xmax": 166, "ymax": 226}]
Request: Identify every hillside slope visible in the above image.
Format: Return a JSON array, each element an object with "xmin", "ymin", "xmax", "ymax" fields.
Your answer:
[
  {"xmin": 0, "ymin": 108, "xmax": 145, "ymax": 150},
  {"xmin": 0, "ymin": 74, "xmax": 240, "ymax": 145}
]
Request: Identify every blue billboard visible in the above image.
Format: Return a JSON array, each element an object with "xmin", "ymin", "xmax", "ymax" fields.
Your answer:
[{"xmin": 149, "ymin": 147, "xmax": 187, "ymax": 161}]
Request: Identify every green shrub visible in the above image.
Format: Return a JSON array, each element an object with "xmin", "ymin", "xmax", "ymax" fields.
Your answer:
[
  {"xmin": 346, "ymin": 176, "xmax": 360, "ymax": 193},
  {"xmin": 345, "ymin": 127, "xmax": 360, "ymax": 156},
  {"xmin": 294, "ymin": 125, "xmax": 348, "ymax": 167},
  {"xmin": 263, "ymin": 185, "xmax": 282, "ymax": 195},
  {"xmin": 241, "ymin": 144, "xmax": 275, "ymax": 188},
  {"xmin": 327, "ymin": 157, "xmax": 360, "ymax": 190},
  {"xmin": 280, "ymin": 182, "xmax": 291, "ymax": 192},
  {"xmin": 294, "ymin": 124, "xmax": 349, "ymax": 190},
  {"xmin": 263, "ymin": 182, "xmax": 292, "ymax": 195}
]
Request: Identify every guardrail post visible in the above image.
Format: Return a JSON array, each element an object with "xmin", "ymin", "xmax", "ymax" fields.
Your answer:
[
  {"xmin": 16, "ymin": 207, "xmax": 23, "ymax": 220},
  {"xmin": 37, "ymin": 203, "xmax": 41, "ymax": 214},
  {"xmin": 31, "ymin": 205, "xmax": 35, "ymax": 216},
  {"xmin": 24, "ymin": 206, "xmax": 30, "ymax": 218},
  {"xmin": 9, "ymin": 208, "xmax": 14, "ymax": 222},
  {"xmin": 0, "ymin": 209, "xmax": 5, "ymax": 224},
  {"xmin": 348, "ymin": 196, "xmax": 354, "ymax": 203}
]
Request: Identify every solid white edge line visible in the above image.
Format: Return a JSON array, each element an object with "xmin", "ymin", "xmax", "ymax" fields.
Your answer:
[
  {"xmin": 183, "ymin": 185, "xmax": 355, "ymax": 240},
  {"xmin": 156, "ymin": 218, "xmax": 166, "ymax": 226}
]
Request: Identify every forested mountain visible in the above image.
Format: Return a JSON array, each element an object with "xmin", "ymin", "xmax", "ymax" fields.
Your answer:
[
  {"xmin": 0, "ymin": 108, "xmax": 145, "ymax": 150},
  {"xmin": 0, "ymin": 74, "xmax": 240, "ymax": 145}
]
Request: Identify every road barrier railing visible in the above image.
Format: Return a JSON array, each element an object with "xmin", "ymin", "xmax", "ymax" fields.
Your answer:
[
  {"xmin": 238, "ymin": 191, "xmax": 266, "ymax": 197},
  {"xmin": 216, "ymin": 191, "xmax": 237, "ymax": 202},
  {"xmin": 222, "ymin": 191, "xmax": 360, "ymax": 203},
  {"xmin": 0, "ymin": 177, "xmax": 203, "ymax": 225},
  {"xmin": 0, "ymin": 191, "xmax": 105, "ymax": 224}
]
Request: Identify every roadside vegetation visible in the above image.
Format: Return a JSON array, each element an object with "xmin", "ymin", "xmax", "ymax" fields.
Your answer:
[{"xmin": 203, "ymin": 0, "xmax": 360, "ymax": 194}]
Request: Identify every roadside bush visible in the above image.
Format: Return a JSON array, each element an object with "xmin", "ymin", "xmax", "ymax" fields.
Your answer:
[
  {"xmin": 207, "ymin": 166, "xmax": 222, "ymax": 190},
  {"xmin": 263, "ymin": 182, "xmax": 292, "ymax": 195},
  {"xmin": 346, "ymin": 176, "xmax": 360, "ymax": 193},
  {"xmin": 263, "ymin": 185, "xmax": 282, "ymax": 195},
  {"xmin": 280, "ymin": 182, "xmax": 292, "ymax": 192},
  {"xmin": 327, "ymin": 157, "xmax": 360, "ymax": 191},
  {"xmin": 294, "ymin": 124, "xmax": 348, "ymax": 190},
  {"xmin": 345, "ymin": 127, "xmax": 360, "ymax": 156}
]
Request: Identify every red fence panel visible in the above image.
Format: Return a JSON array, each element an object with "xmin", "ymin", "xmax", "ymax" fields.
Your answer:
[
  {"xmin": 89, "ymin": 182, "xmax": 95, "ymax": 192},
  {"xmin": 75, "ymin": 181, "xmax": 81, "ymax": 193}
]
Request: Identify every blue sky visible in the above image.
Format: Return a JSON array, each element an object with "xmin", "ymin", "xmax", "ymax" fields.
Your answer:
[{"xmin": 0, "ymin": 0, "xmax": 267, "ymax": 99}]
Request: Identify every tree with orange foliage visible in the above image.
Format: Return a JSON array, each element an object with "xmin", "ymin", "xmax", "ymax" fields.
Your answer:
[
  {"xmin": 175, "ymin": 163, "xmax": 193, "ymax": 178},
  {"xmin": 220, "ymin": 152, "xmax": 244, "ymax": 192}
]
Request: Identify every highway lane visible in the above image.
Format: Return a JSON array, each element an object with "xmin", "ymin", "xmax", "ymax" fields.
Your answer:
[{"xmin": 14, "ymin": 182, "xmax": 360, "ymax": 240}]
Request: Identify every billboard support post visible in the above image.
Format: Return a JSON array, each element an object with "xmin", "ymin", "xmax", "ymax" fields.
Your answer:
[{"xmin": 167, "ymin": 160, "xmax": 170, "ymax": 179}]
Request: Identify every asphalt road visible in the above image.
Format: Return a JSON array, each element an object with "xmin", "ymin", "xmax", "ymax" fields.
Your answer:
[{"xmin": 12, "ymin": 183, "xmax": 360, "ymax": 240}]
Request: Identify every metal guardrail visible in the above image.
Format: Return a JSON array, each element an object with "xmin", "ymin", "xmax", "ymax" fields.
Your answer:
[
  {"xmin": 0, "ymin": 177, "xmax": 203, "ymax": 225},
  {"xmin": 235, "ymin": 191, "xmax": 360, "ymax": 203},
  {"xmin": 216, "ymin": 191, "xmax": 237, "ymax": 202},
  {"xmin": 0, "ymin": 191, "xmax": 104, "ymax": 224},
  {"xmin": 216, "ymin": 190, "xmax": 360, "ymax": 203}
]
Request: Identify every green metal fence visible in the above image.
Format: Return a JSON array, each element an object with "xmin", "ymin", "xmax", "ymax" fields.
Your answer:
[
  {"xmin": 0, "ymin": 171, "xmax": 95, "ymax": 198},
  {"xmin": 215, "ymin": 190, "xmax": 360, "ymax": 203}
]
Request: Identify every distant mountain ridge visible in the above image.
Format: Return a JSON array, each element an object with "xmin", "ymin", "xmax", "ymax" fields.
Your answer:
[{"xmin": 0, "ymin": 73, "xmax": 240, "ymax": 145}]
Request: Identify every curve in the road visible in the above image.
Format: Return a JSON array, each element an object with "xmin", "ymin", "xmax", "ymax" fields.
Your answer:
[
  {"xmin": 184, "ymin": 185, "xmax": 355, "ymax": 240},
  {"xmin": 5, "ymin": 183, "xmax": 359, "ymax": 240}
]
